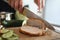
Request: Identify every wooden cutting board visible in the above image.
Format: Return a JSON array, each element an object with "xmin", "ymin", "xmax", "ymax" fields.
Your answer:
[{"xmin": 7, "ymin": 27, "xmax": 60, "ymax": 40}]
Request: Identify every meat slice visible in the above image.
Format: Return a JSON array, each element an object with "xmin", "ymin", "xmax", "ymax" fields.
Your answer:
[
  {"xmin": 19, "ymin": 26, "xmax": 43, "ymax": 36},
  {"xmin": 26, "ymin": 18, "xmax": 46, "ymax": 30}
]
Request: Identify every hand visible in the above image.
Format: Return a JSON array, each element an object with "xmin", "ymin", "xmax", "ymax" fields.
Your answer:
[{"xmin": 8, "ymin": 0, "xmax": 23, "ymax": 13}]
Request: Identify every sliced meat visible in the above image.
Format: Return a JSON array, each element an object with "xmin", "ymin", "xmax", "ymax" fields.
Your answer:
[
  {"xmin": 19, "ymin": 26, "xmax": 43, "ymax": 36},
  {"xmin": 26, "ymin": 18, "xmax": 46, "ymax": 30}
]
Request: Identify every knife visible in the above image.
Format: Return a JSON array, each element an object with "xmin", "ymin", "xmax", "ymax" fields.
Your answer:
[
  {"xmin": 34, "ymin": 15, "xmax": 60, "ymax": 34},
  {"xmin": 23, "ymin": 7, "xmax": 60, "ymax": 33},
  {"xmin": 36, "ymin": 16, "xmax": 60, "ymax": 34}
]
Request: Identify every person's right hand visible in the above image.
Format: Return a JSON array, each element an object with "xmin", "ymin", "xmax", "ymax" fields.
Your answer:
[{"xmin": 8, "ymin": 0, "xmax": 23, "ymax": 13}]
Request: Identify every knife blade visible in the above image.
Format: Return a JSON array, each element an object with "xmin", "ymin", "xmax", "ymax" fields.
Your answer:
[
  {"xmin": 23, "ymin": 8, "xmax": 60, "ymax": 33},
  {"xmin": 36, "ymin": 16, "xmax": 60, "ymax": 34}
]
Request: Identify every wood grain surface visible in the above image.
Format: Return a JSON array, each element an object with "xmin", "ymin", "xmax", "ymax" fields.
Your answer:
[{"xmin": 7, "ymin": 27, "xmax": 60, "ymax": 40}]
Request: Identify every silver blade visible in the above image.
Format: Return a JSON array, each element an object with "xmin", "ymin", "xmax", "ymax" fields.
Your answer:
[
  {"xmin": 39, "ymin": 17, "xmax": 60, "ymax": 34},
  {"xmin": 52, "ymin": 25, "xmax": 60, "ymax": 34},
  {"xmin": 38, "ymin": 17, "xmax": 60, "ymax": 34},
  {"xmin": 23, "ymin": 8, "xmax": 60, "ymax": 33},
  {"xmin": 32, "ymin": 14, "xmax": 55, "ymax": 31}
]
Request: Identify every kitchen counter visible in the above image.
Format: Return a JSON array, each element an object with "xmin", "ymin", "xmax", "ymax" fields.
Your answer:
[{"xmin": 7, "ymin": 27, "xmax": 60, "ymax": 40}]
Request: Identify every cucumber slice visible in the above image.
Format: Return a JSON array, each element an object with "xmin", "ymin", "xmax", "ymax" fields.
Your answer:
[
  {"xmin": 2, "ymin": 30, "xmax": 13, "ymax": 38},
  {"xmin": 0, "ymin": 37, "xmax": 2, "ymax": 40},
  {"xmin": 7, "ymin": 36, "xmax": 19, "ymax": 40},
  {"xmin": 13, "ymin": 33, "xmax": 18, "ymax": 37},
  {"xmin": 1, "ymin": 29, "xmax": 9, "ymax": 33},
  {"xmin": 7, "ymin": 33, "xmax": 19, "ymax": 40}
]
